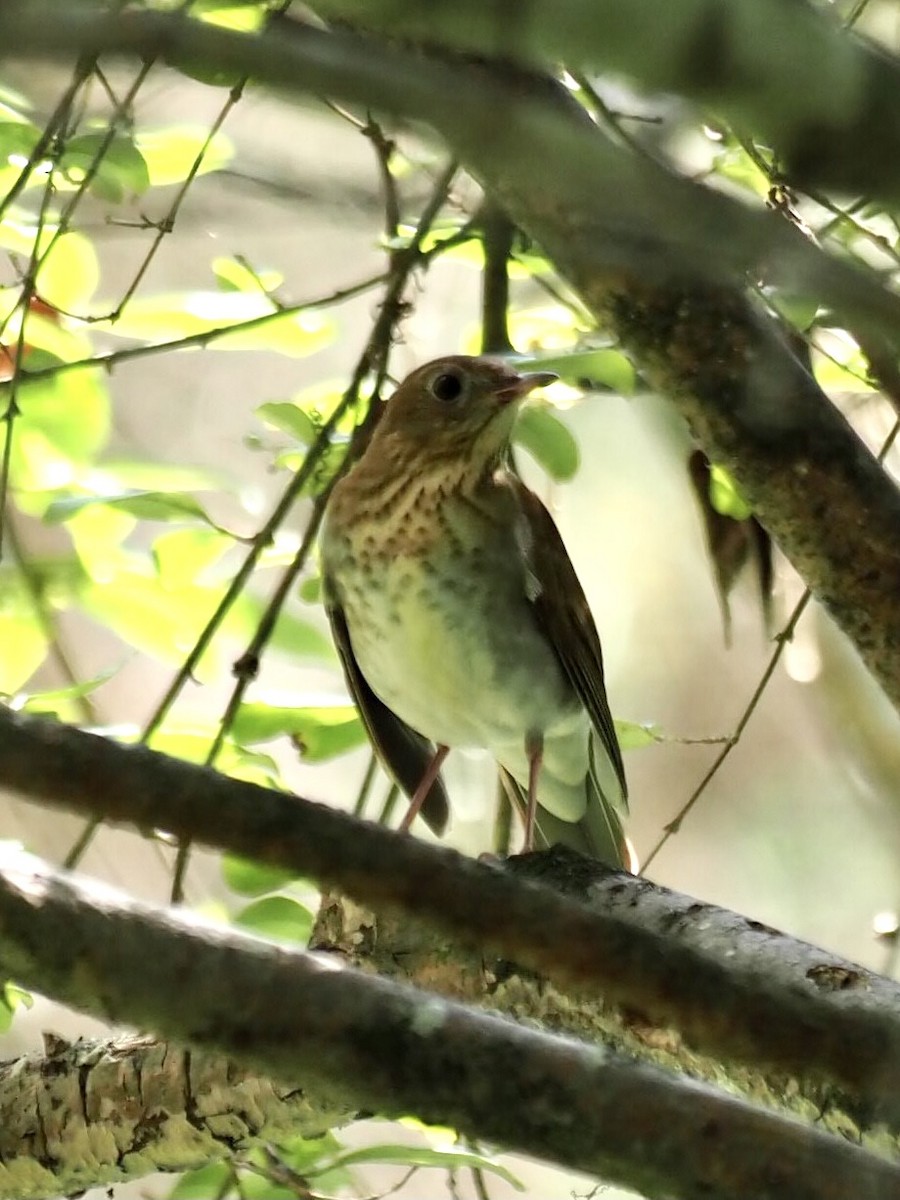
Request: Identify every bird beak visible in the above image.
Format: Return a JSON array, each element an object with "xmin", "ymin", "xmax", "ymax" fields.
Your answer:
[{"xmin": 494, "ymin": 371, "xmax": 558, "ymax": 404}]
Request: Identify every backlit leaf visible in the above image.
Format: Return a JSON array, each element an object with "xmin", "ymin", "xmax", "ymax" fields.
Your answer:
[{"xmin": 514, "ymin": 406, "xmax": 579, "ymax": 480}]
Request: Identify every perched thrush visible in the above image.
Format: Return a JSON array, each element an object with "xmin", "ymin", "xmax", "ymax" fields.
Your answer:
[{"xmin": 320, "ymin": 355, "xmax": 628, "ymax": 864}]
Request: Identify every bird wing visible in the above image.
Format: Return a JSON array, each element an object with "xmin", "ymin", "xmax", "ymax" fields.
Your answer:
[
  {"xmin": 511, "ymin": 478, "xmax": 628, "ymax": 807},
  {"xmin": 324, "ymin": 592, "xmax": 450, "ymax": 835}
]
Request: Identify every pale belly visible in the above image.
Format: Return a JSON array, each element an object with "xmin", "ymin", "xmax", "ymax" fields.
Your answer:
[{"xmin": 338, "ymin": 553, "xmax": 591, "ymax": 806}]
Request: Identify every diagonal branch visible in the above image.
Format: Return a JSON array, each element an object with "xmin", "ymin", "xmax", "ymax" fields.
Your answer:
[
  {"xmin": 311, "ymin": 0, "xmax": 900, "ymax": 203},
  {"xmin": 1, "ymin": 705, "xmax": 900, "ymax": 1131},
  {"xmin": 1, "ymin": 849, "xmax": 899, "ymax": 1200}
]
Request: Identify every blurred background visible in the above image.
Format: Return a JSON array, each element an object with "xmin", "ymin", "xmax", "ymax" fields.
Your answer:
[{"xmin": 3, "ymin": 8, "xmax": 900, "ymax": 1196}]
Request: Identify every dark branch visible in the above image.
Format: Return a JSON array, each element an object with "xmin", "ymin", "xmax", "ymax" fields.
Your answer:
[
  {"xmin": 1, "ymin": 706, "xmax": 900, "ymax": 1131},
  {"xmin": 1, "ymin": 850, "xmax": 899, "ymax": 1200}
]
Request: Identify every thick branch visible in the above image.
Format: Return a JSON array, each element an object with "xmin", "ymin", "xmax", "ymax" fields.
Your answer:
[
  {"xmin": 313, "ymin": 0, "xmax": 900, "ymax": 202},
  {"xmin": 0, "ymin": 1034, "xmax": 342, "ymax": 1200},
  {"xmin": 1, "ymin": 707, "xmax": 900, "ymax": 1130},
  {"xmin": 3, "ymin": 8, "xmax": 900, "ymax": 713},
  {"xmin": 1, "ymin": 850, "xmax": 898, "ymax": 1200}
]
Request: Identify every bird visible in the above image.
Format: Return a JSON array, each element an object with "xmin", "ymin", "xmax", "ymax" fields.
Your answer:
[{"xmin": 320, "ymin": 354, "xmax": 628, "ymax": 865}]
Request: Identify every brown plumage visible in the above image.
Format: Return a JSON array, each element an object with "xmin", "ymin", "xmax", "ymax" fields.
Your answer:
[{"xmin": 320, "ymin": 355, "xmax": 627, "ymax": 863}]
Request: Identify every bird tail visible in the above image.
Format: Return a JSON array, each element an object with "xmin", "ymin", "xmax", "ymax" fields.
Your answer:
[{"xmin": 500, "ymin": 741, "xmax": 630, "ymax": 869}]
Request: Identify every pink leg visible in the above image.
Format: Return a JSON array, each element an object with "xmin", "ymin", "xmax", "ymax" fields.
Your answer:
[
  {"xmin": 400, "ymin": 745, "xmax": 450, "ymax": 832},
  {"xmin": 524, "ymin": 732, "xmax": 543, "ymax": 851}
]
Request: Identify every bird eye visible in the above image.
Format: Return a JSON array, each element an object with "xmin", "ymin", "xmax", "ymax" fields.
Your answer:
[{"xmin": 429, "ymin": 371, "xmax": 464, "ymax": 403}]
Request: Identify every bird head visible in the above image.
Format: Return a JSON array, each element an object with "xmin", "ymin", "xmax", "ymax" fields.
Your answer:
[{"xmin": 372, "ymin": 355, "xmax": 557, "ymax": 469}]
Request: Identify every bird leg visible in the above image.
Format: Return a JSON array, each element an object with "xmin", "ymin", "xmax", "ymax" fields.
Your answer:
[
  {"xmin": 400, "ymin": 744, "xmax": 450, "ymax": 832},
  {"xmin": 524, "ymin": 731, "xmax": 544, "ymax": 852}
]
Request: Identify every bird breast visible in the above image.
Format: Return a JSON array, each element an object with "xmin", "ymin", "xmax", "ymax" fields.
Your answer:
[{"xmin": 324, "ymin": 485, "xmax": 581, "ymax": 755}]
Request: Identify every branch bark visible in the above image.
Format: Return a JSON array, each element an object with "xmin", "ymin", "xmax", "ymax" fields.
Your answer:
[
  {"xmin": 1, "ymin": 849, "xmax": 899, "ymax": 1200},
  {"xmin": 1, "ymin": 707, "xmax": 900, "ymax": 1132},
  {"xmin": 0, "ymin": 1033, "xmax": 343, "ymax": 1199},
  {"xmin": 3, "ymin": 6, "xmax": 900, "ymax": 715},
  {"xmin": 311, "ymin": 0, "xmax": 900, "ymax": 203}
]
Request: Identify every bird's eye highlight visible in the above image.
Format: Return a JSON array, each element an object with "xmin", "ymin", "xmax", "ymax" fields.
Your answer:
[{"xmin": 430, "ymin": 371, "xmax": 464, "ymax": 403}]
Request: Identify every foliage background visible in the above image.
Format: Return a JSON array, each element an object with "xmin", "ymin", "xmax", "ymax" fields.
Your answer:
[{"xmin": 2, "ymin": 2, "xmax": 900, "ymax": 1197}]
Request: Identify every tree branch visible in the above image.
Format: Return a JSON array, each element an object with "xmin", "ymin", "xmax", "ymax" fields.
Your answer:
[
  {"xmin": 3, "ymin": 7, "xmax": 900, "ymax": 716},
  {"xmin": 1, "ymin": 849, "xmax": 899, "ymax": 1200},
  {"xmin": 312, "ymin": 0, "xmax": 900, "ymax": 203},
  {"xmin": 1, "ymin": 707, "xmax": 900, "ymax": 1131},
  {"xmin": 0, "ymin": 1033, "xmax": 343, "ymax": 1200}
]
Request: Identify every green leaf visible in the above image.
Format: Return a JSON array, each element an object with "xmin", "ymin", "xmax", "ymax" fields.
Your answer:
[
  {"xmin": 232, "ymin": 700, "xmax": 364, "ymax": 761},
  {"xmin": 252, "ymin": 602, "xmax": 333, "ymax": 661},
  {"xmin": 0, "ymin": 120, "xmax": 41, "ymax": 159},
  {"xmin": 75, "ymin": 571, "xmax": 230, "ymax": 666},
  {"xmin": 34, "ymin": 231, "xmax": 100, "ymax": 311},
  {"xmin": 15, "ymin": 311, "xmax": 92, "ymax": 365},
  {"xmin": 518, "ymin": 348, "xmax": 636, "ymax": 395},
  {"xmin": 256, "ymin": 401, "xmax": 319, "ymax": 444},
  {"xmin": 234, "ymin": 896, "xmax": 313, "ymax": 945},
  {"xmin": 0, "ymin": 612, "xmax": 47, "ymax": 692},
  {"xmin": 298, "ymin": 574, "xmax": 321, "ymax": 603},
  {"xmin": 709, "ymin": 465, "xmax": 753, "ymax": 521},
  {"xmin": 222, "ymin": 854, "xmax": 300, "ymax": 897},
  {"xmin": 320, "ymin": 1144, "xmax": 523, "ymax": 1189},
  {"xmin": 153, "ymin": 527, "xmax": 231, "ymax": 588},
  {"xmin": 135, "ymin": 126, "xmax": 233, "ymax": 187},
  {"xmin": 213, "ymin": 255, "xmax": 283, "ymax": 293},
  {"xmin": 20, "ymin": 667, "xmax": 119, "ymax": 715},
  {"xmin": 614, "ymin": 720, "xmax": 663, "ymax": 749},
  {"xmin": 514, "ymin": 406, "xmax": 579, "ymax": 481},
  {"xmin": 44, "ymin": 489, "xmax": 227, "ymax": 531},
  {"xmin": 169, "ymin": 1162, "xmax": 233, "ymax": 1200},
  {"xmin": 58, "ymin": 133, "xmax": 150, "ymax": 201},
  {"xmin": 8, "ymin": 366, "xmax": 110, "ymax": 481},
  {"xmin": 95, "ymin": 291, "xmax": 335, "ymax": 357},
  {"xmin": 0, "ymin": 981, "xmax": 33, "ymax": 1034}
]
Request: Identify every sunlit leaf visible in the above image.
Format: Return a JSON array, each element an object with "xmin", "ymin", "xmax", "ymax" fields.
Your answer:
[
  {"xmin": 507, "ymin": 304, "xmax": 586, "ymax": 350},
  {"xmin": 169, "ymin": 1162, "xmax": 233, "ymax": 1200},
  {"xmin": 65, "ymin": 506, "xmax": 136, "ymax": 581},
  {"xmin": 234, "ymin": 896, "xmax": 313, "ymax": 946},
  {"xmin": 514, "ymin": 406, "xmax": 579, "ymax": 480},
  {"xmin": 245, "ymin": 600, "xmax": 333, "ymax": 661},
  {"xmin": 615, "ymin": 720, "xmax": 663, "ymax": 749},
  {"xmin": 519, "ymin": 348, "xmax": 636, "ymax": 395},
  {"xmin": 95, "ymin": 291, "xmax": 335, "ymax": 357},
  {"xmin": 0, "ymin": 981, "xmax": 33, "ymax": 1035},
  {"xmin": 232, "ymin": 700, "xmax": 364, "ymax": 760},
  {"xmin": 222, "ymin": 854, "xmax": 300, "ymax": 897},
  {"xmin": 19, "ymin": 667, "xmax": 119, "ymax": 716},
  {"xmin": 711, "ymin": 144, "xmax": 769, "ymax": 198},
  {"xmin": 135, "ymin": 126, "xmax": 233, "ymax": 187},
  {"xmin": 17, "ymin": 312, "xmax": 93, "ymax": 365},
  {"xmin": 0, "ymin": 613, "xmax": 47, "ymax": 692},
  {"xmin": 153, "ymin": 527, "xmax": 232, "ymax": 588},
  {"xmin": 35, "ymin": 231, "xmax": 100, "ymax": 311},
  {"xmin": 45, "ymin": 489, "xmax": 227, "ymax": 531},
  {"xmin": 58, "ymin": 133, "xmax": 150, "ymax": 201},
  {"xmin": 320, "ymin": 1144, "xmax": 523, "ymax": 1189},
  {"xmin": 6, "ymin": 366, "xmax": 110, "ymax": 481},
  {"xmin": 256, "ymin": 401, "xmax": 319, "ymax": 444},
  {"xmin": 76, "ymin": 572, "xmax": 228, "ymax": 664},
  {"xmin": 0, "ymin": 120, "xmax": 41, "ymax": 166},
  {"xmin": 298, "ymin": 573, "xmax": 321, "ymax": 603},
  {"xmin": 709, "ymin": 464, "xmax": 753, "ymax": 521},
  {"xmin": 213, "ymin": 255, "xmax": 283, "ymax": 293}
]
